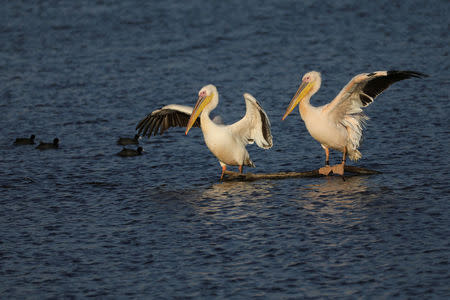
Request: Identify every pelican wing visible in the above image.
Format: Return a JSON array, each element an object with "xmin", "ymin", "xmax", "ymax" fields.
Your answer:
[
  {"xmin": 136, "ymin": 104, "xmax": 200, "ymax": 137},
  {"xmin": 229, "ymin": 93, "xmax": 273, "ymax": 149},
  {"xmin": 324, "ymin": 70, "xmax": 427, "ymax": 121}
]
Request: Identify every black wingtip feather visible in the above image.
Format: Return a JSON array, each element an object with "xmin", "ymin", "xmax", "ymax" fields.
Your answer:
[
  {"xmin": 259, "ymin": 110, "xmax": 273, "ymax": 148},
  {"xmin": 135, "ymin": 108, "xmax": 200, "ymax": 139},
  {"xmin": 361, "ymin": 70, "xmax": 426, "ymax": 103},
  {"xmin": 387, "ymin": 70, "xmax": 428, "ymax": 79},
  {"xmin": 135, "ymin": 115, "xmax": 149, "ymax": 131},
  {"xmin": 153, "ymin": 117, "xmax": 163, "ymax": 136},
  {"xmin": 359, "ymin": 94, "xmax": 373, "ymax": 106}
]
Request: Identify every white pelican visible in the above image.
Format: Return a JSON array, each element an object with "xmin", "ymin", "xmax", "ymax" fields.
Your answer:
[
  {"xmin": 282, "ymin": 70, "xmax": 427, "ymax": 176},
  {"xmin": 136, "ymin": 84, "xmax": 273, "ymax": 179}
]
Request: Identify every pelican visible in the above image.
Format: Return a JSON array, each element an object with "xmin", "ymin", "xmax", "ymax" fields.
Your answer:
[
  {"xmin": 282, "ymin": 70, "xmax": 427, "ymax": 176},
  {"xmin": 136, "ymin": 84, "xmax": 273, "ymax": 179}
]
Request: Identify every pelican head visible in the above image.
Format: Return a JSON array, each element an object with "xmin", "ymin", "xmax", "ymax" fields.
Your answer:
[
  {"xmin": 282, "ymin": 71, "xmax": 321, "ymax": 120},
  {"xmin": 185, "ymin": 84, "xmax": 218, "ymax": 135}
]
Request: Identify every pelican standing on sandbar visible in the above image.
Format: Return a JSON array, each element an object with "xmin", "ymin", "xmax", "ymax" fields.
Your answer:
[
  {"xmin": 282, "ymin": 70, "xmax": 427, "ymax": 176},
  {"xmin": 136, "ymin": 84, "xmax": 273, "ymax": 179}
]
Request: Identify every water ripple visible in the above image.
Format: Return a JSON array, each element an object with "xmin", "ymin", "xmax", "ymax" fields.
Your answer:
[{"xmin": 0, "ymin": 0, "xmax": 448, "ymax": 298}]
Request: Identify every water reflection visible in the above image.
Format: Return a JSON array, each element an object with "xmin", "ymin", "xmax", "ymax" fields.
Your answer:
[
  {"xmin": 202, "ymin": 181, "xmax": 273, "ymax": 201},
  {"xmin": 193, "ymin": 181, "xmax": 274, "ymax": 219},
  {"xmin": 296, "ymin": 176, "xmax": 377, "ymax": 224},
  {"xmin": 302, "ymin": 176, "xmax": 371, "ymax": 203}
]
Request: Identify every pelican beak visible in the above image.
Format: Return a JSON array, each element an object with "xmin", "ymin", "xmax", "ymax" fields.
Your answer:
[
  {"xmin": 185, "ymin": 93, "xmax": 213, "ymax": 135},
  {"xmin": 282, "ymin": 81, "xmax": 313, "ymax": 120}
]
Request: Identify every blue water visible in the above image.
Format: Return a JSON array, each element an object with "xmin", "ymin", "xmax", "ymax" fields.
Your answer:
[{"xmin": 1, "ymin": 0, "xmax": 449, "ymax": 298}]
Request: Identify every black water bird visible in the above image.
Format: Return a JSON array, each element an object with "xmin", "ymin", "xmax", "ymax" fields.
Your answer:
[
  {"xmin": 14, "ymin": 135, "xmax": 35, "ymax": 145},
  {"xmin": 36, "ymin": 138, "xmax": 59, "ymax": 150}
]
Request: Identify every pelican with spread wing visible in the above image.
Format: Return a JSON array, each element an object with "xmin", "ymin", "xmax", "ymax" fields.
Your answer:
[
  {"xmin": 282, "ymin": 70, "xmax": 427, "ymax": 176},
  {"xmin": 136, "ymin": 84, "xmax": 273, "ymax": 179}
]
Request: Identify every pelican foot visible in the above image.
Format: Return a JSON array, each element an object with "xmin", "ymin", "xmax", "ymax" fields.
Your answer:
[
  {"xmin": 331, "ymin": 164, "xmax": 345, "ymax": 176},
  {"xmin": 319, "ymin": 165, "xmax": 332, "ymax": 176}
]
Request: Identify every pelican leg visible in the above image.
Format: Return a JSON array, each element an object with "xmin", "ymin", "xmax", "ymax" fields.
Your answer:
[
  {"xmin": 220, "ymin": 165, "xmax": 227, "ymax": 180},
  {"xmin": 332, "ymin": 148, "xmax": 346, "ymax": 176},
  {"xmin": 239, "ymin": 165, "xmax": 243, "ymax": 174},
  {"xmin": 324, "ymin": 146, "xmax": 330, "ymax": 166},
  {"xmin": 319, "ymin": 146, "xmax": 332, "ymax": 176}
]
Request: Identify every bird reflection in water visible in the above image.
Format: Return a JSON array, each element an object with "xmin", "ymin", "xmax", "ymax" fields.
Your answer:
[
  {"xmin": 194, "ymin": 181, "xmax": 273, "ymax": 218},
  {"xmin": 299, "ymin": 176, "xmax": 377, "ymax": 224},
  {"xmin": 303, "ymin": 176, "xmax": 370, "ymax": 202}
]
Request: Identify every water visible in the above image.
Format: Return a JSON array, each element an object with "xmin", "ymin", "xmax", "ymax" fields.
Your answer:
[{"xmin": 1, "ymin": 0, "xmax": 449, "ymax": 298}]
